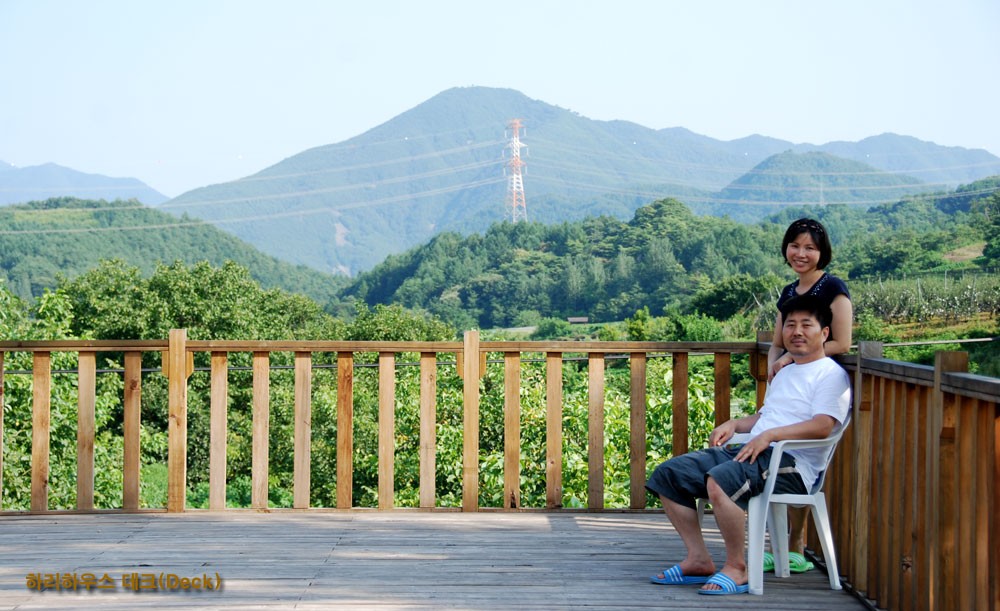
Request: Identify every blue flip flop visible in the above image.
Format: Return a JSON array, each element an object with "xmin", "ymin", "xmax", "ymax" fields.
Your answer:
[
  {"xmin": 698, "ymin": 572, "xmax": 749, "ymax": 595},
  {"xmin": 650, "ymin": 564, "xmax": 711, "ymax": 585}
]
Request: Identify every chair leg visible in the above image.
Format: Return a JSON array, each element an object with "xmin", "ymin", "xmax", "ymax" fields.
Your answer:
[
  {"xmin": 809, "ymin": 495, "xmax": 842, "ymax": 591},
  {"xmin": 747, "ymin": 495, "xmax": 767, "ymax": 595},
  {"xmin": 696, "ymin": 498, "xmax": 706, "ymax": 529},
  {"xmin": 770, "ymin": 503, "xmax": 791, "ymax": 578}
]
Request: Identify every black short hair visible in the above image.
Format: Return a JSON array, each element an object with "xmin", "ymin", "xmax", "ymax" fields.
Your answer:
[
  {"xmin": 781, "ymin": 218, "xmax": 832, "ymax": 269},
  {"xmin": 779, "ymin": 294, "xmax": 832, "ymax": 330}
]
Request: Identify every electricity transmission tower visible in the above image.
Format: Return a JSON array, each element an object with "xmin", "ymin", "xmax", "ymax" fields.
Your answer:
[{"xmin": 504, "ymin": 118, "xmax": 527, "ymax": 222}]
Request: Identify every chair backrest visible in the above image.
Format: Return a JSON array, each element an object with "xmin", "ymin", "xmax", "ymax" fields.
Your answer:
[{"xmin": 808, "ymin": 413, "xmax": 852, "ymax": 494}]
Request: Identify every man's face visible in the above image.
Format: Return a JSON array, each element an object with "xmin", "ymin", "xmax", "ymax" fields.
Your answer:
[{"xmin": 782, "ymin": 310, "xmax": 830, "ymax": 358}]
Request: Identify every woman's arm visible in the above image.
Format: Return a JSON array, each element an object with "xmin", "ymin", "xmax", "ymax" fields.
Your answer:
[
  {"xmin": 824, "ymin": 294, "xmax": 853, "ymax": 356},
  {"xmin": 768, "ymin": 312, "xmax": 790, "ymax": 382}
]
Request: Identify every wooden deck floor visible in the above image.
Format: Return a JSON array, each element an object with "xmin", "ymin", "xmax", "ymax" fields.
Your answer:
[{"xmin": 0, "ymin": 511, "xmax": 865, "ymax": 609}]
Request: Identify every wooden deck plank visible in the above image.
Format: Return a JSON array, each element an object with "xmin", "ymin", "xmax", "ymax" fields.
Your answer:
[{"xmin": 0, "ymin": 513, "xmax": 866, "ymax": 609}]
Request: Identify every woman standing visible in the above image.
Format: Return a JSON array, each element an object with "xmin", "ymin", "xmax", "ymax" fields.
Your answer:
[{"xmin": 765, "ymin": 217, "xmax": 853, "ymax": 572}]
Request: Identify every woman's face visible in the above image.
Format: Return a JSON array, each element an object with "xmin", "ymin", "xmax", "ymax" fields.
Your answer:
[{"xmin": 785, "ymin": 231, "xmax": 821, "ymax": 274}]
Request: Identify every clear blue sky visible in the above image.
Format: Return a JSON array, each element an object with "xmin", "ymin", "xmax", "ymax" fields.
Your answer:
[{"xmin": 2, "ymin": 0, "xmax": 997, "ymax": 197}]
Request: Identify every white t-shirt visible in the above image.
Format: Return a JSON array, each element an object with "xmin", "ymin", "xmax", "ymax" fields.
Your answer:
[{"xmin": 749, "ymin": 357, "xmax": 851, "ymax": 491}]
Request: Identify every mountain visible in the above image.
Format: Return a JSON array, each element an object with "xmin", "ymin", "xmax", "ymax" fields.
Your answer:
[
  {"xmin": 703, "ymin": 151, "xmax": 928, "ymax": 222},
  {"xmin": 0, "ymin": 197, "xmax": 347, "ymax": 302},
  {"xmin": 161, "ymin": 87, "xmax": 1000, "ymax": 275},
  {"xmin": 0, "ymin": 162, "xmax": 169, "ymax": 206}
]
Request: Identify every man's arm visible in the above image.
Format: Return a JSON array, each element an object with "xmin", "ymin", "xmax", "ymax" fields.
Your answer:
[
  {"xmin": 708, "ymin": 412, "xmax": 762, "ymax": 447},
  {"xmin": 733, "ymin": 414, "xmax": 837, "ymax": 464}
]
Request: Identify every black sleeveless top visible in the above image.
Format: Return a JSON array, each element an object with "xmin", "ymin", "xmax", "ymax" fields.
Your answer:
[{"xmin": 776, "ymin": 272, "xmax": 851, "ymax": 340}]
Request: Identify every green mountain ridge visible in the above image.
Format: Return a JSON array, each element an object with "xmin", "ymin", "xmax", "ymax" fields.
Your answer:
[
  {"xmin": 0, "ymin": 197, "xmax": 348, "ymax": 302},
  {"xmin": 161, "ymin": 87, "xmax": 1000, "ymax": 276}
]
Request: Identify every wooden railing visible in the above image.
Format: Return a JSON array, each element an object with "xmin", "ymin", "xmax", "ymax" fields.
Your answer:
[
  {"xmin": 822, "ymin": 342, "xmax": 1000, "ymax": 611},
  {"xmin": 0, "ymin": 330, "xmax": 757, "ymax": 513},
  {"xmin": 2, "ymin": 331, "xmax": 998, "ymax": 609}
]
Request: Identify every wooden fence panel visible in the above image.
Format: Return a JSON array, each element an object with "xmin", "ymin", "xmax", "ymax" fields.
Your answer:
[
  {"xmin": 336, "ymin": 352, "xmax": 353, "ymax": 509},
  {"xmin": 877, "ymin": 376, "xmax": 893, "ymax": 606},
  {"xmin": 851, "ymin": 347, "xmax": 877, "ymax": 594},
  {"xmin": 546, "ymin": 352, "xmax": 562, "ymax": 509},
  {"xmin": 378, "ymin": 352, "xmax": 395, "ymax": 510},
  {"xmin": 956, "ymin": 394, "xmax": 976, "ymax": 611},
  {"xmin": 76, "ymin": 351, "xmax": 96, "ymax": 510},
  {"xmin": 588, "ymin": 353, "xmax": 604, "ymax": 510},
  {"xmin": 31, "ymin": 352, "xmax": 50, "ymax": 511},
  {"xmin": 901, "ymin": 383, "xmax": 916, "ymax": 611},
  {"xmin": 0, "ymin": 351, "xmax": 3, "ymax": 509},
  {"xmin": 251, "ymin": 351, "xmax": 270, "ymax": 510},
  {"xmin": 419, "ymin": 352, "xmax": 436, "ymax": 509},
  {"xmin": 209, "ymin": 352, "xmax": 228, "ymax": 510},
  {"xmin": 890, "ymin": 379, "xmax": 905, "ymax": 606},
  {"xmin": 629, "ymin": 353, "xmax": 646, "ymax": 510},
  {"xmin": 504, "ymin": 352, "xmax": 521, "ymax": 510},
  {"xmin": 293, "ymin": 352, "xmax": 311, "ymax": 509},
  {"xmin": 975, "ymin": 399, "xmax": 994, "ymax": 611}
]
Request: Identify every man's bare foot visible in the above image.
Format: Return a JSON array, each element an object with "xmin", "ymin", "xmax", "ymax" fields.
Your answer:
[{"xmin": 699, "ymin": 564, "xmax": 747, "ymax": 591}]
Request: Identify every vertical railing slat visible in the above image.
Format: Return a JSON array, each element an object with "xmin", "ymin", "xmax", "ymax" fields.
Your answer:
[
  {"xmin": 672, "ymin": 352, "xmax": 688, "ymax": 456},
  {"xmin": 122, "ymin": 352, "xmax": 141, "ymax": 511},
  {"xmin": 166, "ymin": 329, "xmax": 188, "ymax": 512},
  {"xmin": 76, "ymin": 351, "xmax": 96, "ymax": 510},
  {"xmin": 889, "ymin": 379, "xmax": 905, "ymax": 605},
  {"xmin": 251, "ymin": 351, "xmax": 270, "ymax": 510},
  {"xmin": 588, "ymin": 353, "xmax": 604, "ymax": 510},
  {"xmin": 931, "ymin": 351, "xmax": 967, "ymax": 611},
  {"xmin": 851, "ymin": 341, "xmax": 881, "ymax": 594},
  {"xmin": 31, "ymin": 352, "xmax": 50, "ymax": 512},
  {"xmin": 992, "ymin": 402, "xmax": 1000, "ymax": 611},
  {"xmin": 545, "ymin": 352, "xmax": 562, "ymax": 509},
  {"xmin": 419, "ymin": 352, "xmax": 437, "ymax": 509},
  {"xmin": 293, "ymin": 351, "xmax": 311, "ymax": 509},
  {"xmin": 209, "ymin": 352, "xmax": 228, "ymax": 510},
  {"xmin": 336, "ymin": 352, "xmax": 353, "ymax": 509},
  {"xmin": 629, "ymin": 352, "xmax": 647, "ymax": 510},
  {"xmin": 917, "ymin": 384, "xmax": 932, "ymax": 610},
  {"xmin": 956, "ymin": 394, "xmax": 976, "ymax": 611},
  {"xmin": 974, "ymin": 399, "xmax": 992, "ymax": 611},
  {"xmin": 900, "ymin": 383, "xmax": 916, "ymax": 611},
  {"xmin": 461, "ymin": 331, "xmax": 480, "ymax": 511},
  {"xmin": 713, "ymin": 352, "xmax": 730, "ymax": 428},
  {"xmin": 378, "ymin": 352, "xmax": 395, "ymax": 510},
  {"xmin": 503, "ymin": 352, "xmax": 521, "ymax": 510},
  {"xmin": 876, "ymin": 376, "xmax": 892, "ymax": 606}
]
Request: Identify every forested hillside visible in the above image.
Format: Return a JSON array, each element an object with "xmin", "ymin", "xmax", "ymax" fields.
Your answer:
[
  {"xmin": 341, "ymin": 181, "xmax": 1000, "ymax": 329},
  {"xmin": 0, "ymin": 197, "xmax": 348, "ymax": 303}
]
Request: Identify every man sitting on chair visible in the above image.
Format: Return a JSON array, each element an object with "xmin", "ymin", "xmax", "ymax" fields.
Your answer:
[{"xmin": 645, "ymin": 294, "xmax": 851, "ymax": 595}]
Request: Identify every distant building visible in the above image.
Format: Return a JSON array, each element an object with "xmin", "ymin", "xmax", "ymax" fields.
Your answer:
[{"xmin": 567, "ymin": 317, "xmax": 589, "ymax": 324}]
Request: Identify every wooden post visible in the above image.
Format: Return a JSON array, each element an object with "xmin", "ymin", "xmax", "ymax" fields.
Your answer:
[
  {"xmin": 901, "ymin": 382, "xmax": 917, "ymax": 611},
  {"xmin": 209, "ymin": 352, "xmax": 228, "ymax": 510},
  {"xmin": 974, "ymin": 398, "xmax": 993, "ymax": 611},
  {"xmin": 293, "ymin": 351, "xmax": 311, "ymax": 509},
  {"xmin": 503, "ymin": 352, "xmax": 521, "ymax": 510},
  {"xmin": 546, "ymin": 352, "xmax": 562, "ymax": 509},
  {"xmin": 336, "ymin": 352, "xmax": 353, "ymax": 509},
  {"xmin": 378, "ymin": 352, "xmax": 395, "ymax": 510},
  {"xmin": 877, "ymin": 377, "xmax": 895, "ymax": 606},
  {"xmin": 713, "ymin": 352, "xmax": 731, "ymax": 427},
  {"xmin": 588, "ymin": 353, "xmax": 605, "ymax": 510},
  {"xmin": 419, "ymin": 352, "xmax": 437, "ymax": 509},
  {"xmin": 931, "ymin": 351, "xmax": 968, "ymax": 611},
  {"xmin": 75, "ymin": 351, "xmax": 96, "ymax": 510},
  {"xmin": 251, "ymin": 351, "xmax": 270, "ymax": 510},
  {"xmin": 851, "ymin": 341, "xmax": 881, "ymax": 595},
  {"xmin": 629, "ymin": 352, "xmax": 647, "ymax": 509},
  {"xmin": 166, "ymin": 329, "xmax": 188, "ymax": 513},
  {"xmin": 462, "ymin": 330, "xmax": 480, "ymax": 511},
  {"xmin": 31, "ymin": 352, "xmax": 50, "ymax": 511},
  {"xmin": 672, "ymin": 352, "xmax": 688, "ymax": 456},
  {"xmin": 752, "ymin": 330, "xmax": 772, "ymax": 410},
  {"xmin": 123, "ymin": 352, "xmax": 141, "ymax": 511}
]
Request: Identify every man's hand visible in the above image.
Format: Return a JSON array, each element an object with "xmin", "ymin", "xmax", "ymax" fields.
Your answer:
[
  {"xmin": 734, "ymin": 431, "xmax": 772, "ymax": 464},
  {"xmin": 709, "ymin": 420, "xmax": 737, "ymax": 447}
]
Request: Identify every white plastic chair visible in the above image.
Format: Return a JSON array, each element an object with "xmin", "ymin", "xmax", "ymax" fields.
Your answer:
[{"xmin": 695, "ymin": 421, "xmax": 849, "ymax": 596}]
